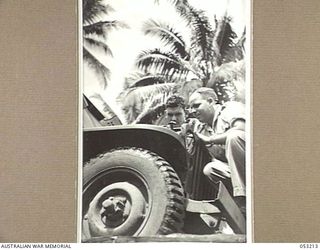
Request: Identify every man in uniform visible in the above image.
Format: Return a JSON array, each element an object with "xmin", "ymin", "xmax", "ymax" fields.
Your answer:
[{"xmin": 188, "ymin": 87, "xmax": 246, "ymax": 212}]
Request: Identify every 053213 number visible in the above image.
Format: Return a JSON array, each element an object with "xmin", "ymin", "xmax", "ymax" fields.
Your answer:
[{"xmin": 300, "ymin": 244, "xmax": 319, "ymax": 249}]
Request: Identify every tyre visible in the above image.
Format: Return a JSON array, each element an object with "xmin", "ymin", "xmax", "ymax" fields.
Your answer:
[{"xmin": 82, "ymin": 147, "xmax": 185, "ymax": 240}]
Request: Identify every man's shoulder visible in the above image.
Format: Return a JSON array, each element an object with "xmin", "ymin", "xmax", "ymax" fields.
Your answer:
[
  {"xmin": 223, "ymin": 101, "xmax": 245, "ymax": 110},
  {"xmin": 219, "ymin": 101, "xmax": 245, "ymax": 122}
]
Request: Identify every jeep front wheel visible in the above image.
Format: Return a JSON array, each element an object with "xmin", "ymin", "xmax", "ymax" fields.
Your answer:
[{"xmin": 82, "ymin": 148, "xmax": 185, "ymax": 241}]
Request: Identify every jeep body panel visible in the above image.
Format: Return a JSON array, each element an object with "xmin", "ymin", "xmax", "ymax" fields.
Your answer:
[{"xmin": 83, "ymin": 125, "xmax": 188, "ymax": 175}]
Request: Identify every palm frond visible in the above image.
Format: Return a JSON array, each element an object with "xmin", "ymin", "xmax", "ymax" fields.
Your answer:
[
  {"xmin": 143, "ymin": 20, "xmax": 188, "ymax": 59},
  {"xmin": 83, "ymin": 20, "xmax": 128, "ymax": 38},
  {"xmin": 83, "ymin": 47, "xmax": 110, "ymax": 88},
  {"xmin": 120, "ymin": 83, "xmax": 176, "ymax": 102},
  {"xmin": 124, "ymin": 72, "xmax": 168, "ymax": 89},
  {"xmin": 133, "ymin": 92, "xmax": 172, "ymax": 124},
  {"xmin": 83, "ymin": 0, "xmax": 114, "ymax": 24},
  {"xmin": 84, "ymin": 37, "xmax": 113, "ymax": 57},
  {"xmin": 181, "ymin": 6, "xmax": 215, "ymax": 84},
  {"xmin": 214, "ymin": 16, "xmax": 237, "ymax": 65},
  {"xmin": 173, "ymin": 2, "xmax": 215, "ymax": 69},
  {"xmin": 134, "ymin": 103, "xmax": 167, "ymax": 125},
  {"xmin": 136, "ymin": 49, "xmax": 190, "ymax": 81},
  {"xmin": 189, "ymin": 8, "xmax": 215, "ymax": 62},
  {"xmin": 118, "ymin": 83, "xmax": 176, "ymax": 123},
  {"xmin": 217, "ymin": 25, "xmax": 245, "ymax": 64},
  {"xmin": 222, "ymin": 44, "xmax": 245, "ymax": 64}
]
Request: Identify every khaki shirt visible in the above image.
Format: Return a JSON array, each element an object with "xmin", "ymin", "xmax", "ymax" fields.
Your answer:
[
  {"xmin": 194, "ymin": 101, "xmax": 245, "ymax": 161},
  {"xmin": 212, "ymin": 101, "xmax": 246, "ymax": 134}
]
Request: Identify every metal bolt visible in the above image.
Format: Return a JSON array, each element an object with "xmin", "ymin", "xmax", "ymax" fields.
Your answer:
[{"xmin": 209, "ymin": 221, "xmax": 216, "ymax": 227}]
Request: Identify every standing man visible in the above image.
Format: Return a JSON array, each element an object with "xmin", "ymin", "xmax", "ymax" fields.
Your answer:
[{"xmin": 188, "ymin": 87, "xmax": 246, "ymax": 212}]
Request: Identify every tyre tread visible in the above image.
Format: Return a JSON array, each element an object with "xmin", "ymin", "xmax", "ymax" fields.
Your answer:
[{"xmin": 84, "ymin": 147, "xmax": 186, "ymax": 235}]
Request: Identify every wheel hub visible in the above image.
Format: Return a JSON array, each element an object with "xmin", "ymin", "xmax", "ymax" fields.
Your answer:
[
  {"xmin": 85, "ymin": 182, "xmax": 148, "ymax": 237},
  {"xmin": 100, "ymin": 196, "xmax": 130, "ymax": 227}
]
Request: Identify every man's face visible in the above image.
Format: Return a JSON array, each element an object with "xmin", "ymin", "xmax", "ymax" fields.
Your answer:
[
  {"xmin": 165, "ymin": 106, "xmax": 186, "ymax": 127},
  {"xmin": 188, "ymin": 92, "xmax": 214, "ymax": 124}
]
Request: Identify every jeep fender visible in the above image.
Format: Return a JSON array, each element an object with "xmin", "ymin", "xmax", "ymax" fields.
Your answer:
[{"xmin": 83, "ymin": 125, "xmax": 188, "ymax": 175}]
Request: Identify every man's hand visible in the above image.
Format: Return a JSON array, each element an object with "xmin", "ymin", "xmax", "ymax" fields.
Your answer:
[
  {"xmin": 194, "ymin": 131, "xmax": 212, "ymax": 145},
  {"xmin": 180, "ymin": 118, "xmax": 197, "ymax": 136}
]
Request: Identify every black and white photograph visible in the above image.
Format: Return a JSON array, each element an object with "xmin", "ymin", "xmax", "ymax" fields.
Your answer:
[{"xmin": 81, "ymin": 0, "xmax": 250, "ymax": 243}]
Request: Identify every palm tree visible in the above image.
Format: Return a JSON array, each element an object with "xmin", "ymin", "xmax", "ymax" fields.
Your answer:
[
  {"xmin": 118, "ymin": 0, "xmax": 245, "ymax": 123},
  {"xmin": 83, "ymin": 0, "xmax": 127, "ymax": 88},
  {"xmin": 136, "ymin": 1, "xmax": 245, "ymax": 85}
]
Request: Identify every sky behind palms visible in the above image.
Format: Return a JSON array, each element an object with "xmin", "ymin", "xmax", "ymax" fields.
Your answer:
[{"xmin": 83, "ymin": 0, "xmax": 248, "ymax": 119}]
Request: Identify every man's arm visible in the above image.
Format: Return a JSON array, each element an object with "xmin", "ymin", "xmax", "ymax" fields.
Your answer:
[{"xmin": 195, "ymin": 119, "xmax": 245, "ymax": 145}]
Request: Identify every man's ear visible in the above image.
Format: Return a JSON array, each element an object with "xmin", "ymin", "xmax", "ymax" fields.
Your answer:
[{"xmin": 207, "ymin": 97, "xmax": 214, "ymax": 104}]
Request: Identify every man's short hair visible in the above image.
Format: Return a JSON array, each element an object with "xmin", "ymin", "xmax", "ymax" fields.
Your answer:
[
  {"xmin": 193, "ymin": 87, "xmax": 218, "ymax": 103},
  {"xmin": 166, "ymin": 95, "xmax": 185, "ymax": 109}
]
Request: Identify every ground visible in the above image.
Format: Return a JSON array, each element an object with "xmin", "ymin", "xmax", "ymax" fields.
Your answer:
[{"xmin": 85, "ymin": 233, "xmax": 246, "ymax": 243}]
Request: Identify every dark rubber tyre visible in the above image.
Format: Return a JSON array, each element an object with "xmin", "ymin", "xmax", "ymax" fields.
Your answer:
[{"xmin": 82, "ymin": 147, "xmax": 185, "ymax": 240}]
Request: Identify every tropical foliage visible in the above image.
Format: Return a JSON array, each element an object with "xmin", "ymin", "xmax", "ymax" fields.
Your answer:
[
  {"xmin": 83, "ymin": 0, "xmax": 127, "ymax": 88},
  {"xmin": 118, "ymin": 0, "xmax": 246, "ymax": 124}
]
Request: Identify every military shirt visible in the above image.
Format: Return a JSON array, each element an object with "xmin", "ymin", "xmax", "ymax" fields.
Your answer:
[{"xmin": 212, "ymin": 101, "xmax": 246, "ymax": 134}]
